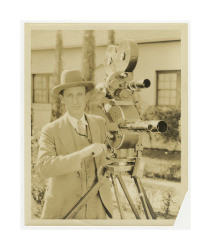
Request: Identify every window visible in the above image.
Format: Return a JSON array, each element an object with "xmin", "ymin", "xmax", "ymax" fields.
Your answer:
[
  {"xmin": 156, "ymin": 70, "xmax": 181, "ymax": 106},
  {"xmin": 32, "ymin": 74, "xmax": 54, "ymax": 103}
]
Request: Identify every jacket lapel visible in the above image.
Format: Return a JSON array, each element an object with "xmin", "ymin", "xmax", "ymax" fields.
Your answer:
[
  {"xmin": 86, "ymin": 114, "xmax": 101, "ymax": 169},
  {"xmin": 58, "ymin": 113, "xmax": 103, "ymax": 171},
  {"xmin": 58, "ymin": 113, "xmax": 77, "ymax": 154}
]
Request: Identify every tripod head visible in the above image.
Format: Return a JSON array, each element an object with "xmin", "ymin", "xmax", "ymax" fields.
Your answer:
[{"xmin": 96, "ymin": 39, "xmax": 167, "ymax": 150}]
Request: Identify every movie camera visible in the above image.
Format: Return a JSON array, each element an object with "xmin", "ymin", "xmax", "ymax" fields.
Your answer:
[{"xmin": 96, "ymin": 39, "xmax": 167, "ymax": 152}]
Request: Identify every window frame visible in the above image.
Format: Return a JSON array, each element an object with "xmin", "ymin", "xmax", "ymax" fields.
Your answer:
[
  {"xmin": 32, "ymin": 73, "xmax": 53, "ymax": 104},
  {"xmin": 156, "ymin": 70, "xmax": 181, "ymax": 107}
]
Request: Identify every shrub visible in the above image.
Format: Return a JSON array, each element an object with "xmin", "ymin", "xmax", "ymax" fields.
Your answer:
[
  {"xmin": 162, "ymin": 190, "xmax": 176, "ymax": 215},
  {"xmin": 144, "ymin": 164, "xmax": 181, "ymax": 182},
  {"xmin": 142, "ymin": 106, "xmax": 181, "ymax": 143},
  {"xmin": 31, "ymin": 126, "xmax": 46, "ymax": 207}
]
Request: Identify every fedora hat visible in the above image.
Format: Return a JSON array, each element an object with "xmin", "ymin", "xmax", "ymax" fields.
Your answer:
[{"xmin": 52, "ymin": 70, "xmax": 94, "ymax": 95}]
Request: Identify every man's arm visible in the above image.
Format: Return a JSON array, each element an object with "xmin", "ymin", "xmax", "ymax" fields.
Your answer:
[{"xmin": 37, "ymin": 125, "xmax": 107, "ymax": 179}]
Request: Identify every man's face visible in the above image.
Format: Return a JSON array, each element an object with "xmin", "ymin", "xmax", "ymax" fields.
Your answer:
[{"xmin": 60, "ymin": 86, "xmax": 86, "ymax": 119}]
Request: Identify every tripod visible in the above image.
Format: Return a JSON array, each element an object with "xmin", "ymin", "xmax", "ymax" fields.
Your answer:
[{"xmin": 63, "ymin": 144, "xmax": 157, "ymax": 220}]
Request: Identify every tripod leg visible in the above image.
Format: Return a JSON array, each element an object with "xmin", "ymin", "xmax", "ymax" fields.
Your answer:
[
  {"xmin": 134, "ymin": 177, "xmax": 157, "ymax": 219},
  {"xmin": 63, "ymin": 175, "xmax": 108, "ymax": 219},
  {"xmin": 117, "ymin": 175, "xmax": 141, "ymax": 219},
  {"xmin": 111, "ymin": 174, "xmax": 125, "ymax": 219},
  {"xmin": 133, "ymin": 178, "xmax": 150, "ymax": 219}
]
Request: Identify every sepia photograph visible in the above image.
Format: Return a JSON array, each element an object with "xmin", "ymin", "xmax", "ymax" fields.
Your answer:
[{"xmin": 25, "ymin": 23, "xmax": 188, "ymax": 226}]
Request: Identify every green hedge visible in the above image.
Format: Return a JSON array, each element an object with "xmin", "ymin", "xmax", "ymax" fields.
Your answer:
[
  {"xmin": 142, "ymin": 106, "xmax": 181, "ymax": 143},
  {"xmin": 31, "ymin": 126, "xmax": 46, "ymax": 207}
]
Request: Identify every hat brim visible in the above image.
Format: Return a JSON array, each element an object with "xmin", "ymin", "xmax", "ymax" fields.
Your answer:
[{"xmin": 52, "ymin": 81, "xmax": 94, "ymax": 95}]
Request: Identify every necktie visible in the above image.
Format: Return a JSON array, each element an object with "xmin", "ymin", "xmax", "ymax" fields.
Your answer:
[{"xmin": 77, "ymin": 119, "xmax": 87, "ymax": 136}]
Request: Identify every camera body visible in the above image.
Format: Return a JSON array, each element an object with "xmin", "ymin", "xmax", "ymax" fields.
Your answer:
[{"xmin": 96, "ymin": 40, "xmax": 167, "ymax": 150}]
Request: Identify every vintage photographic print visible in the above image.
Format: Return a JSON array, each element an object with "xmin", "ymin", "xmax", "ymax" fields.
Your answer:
[{"xmin": 24, "ymin": 23, "xmax": 188, "ymax": 226}]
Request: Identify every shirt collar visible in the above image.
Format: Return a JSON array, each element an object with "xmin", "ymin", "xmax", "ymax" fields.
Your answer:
[{"xmin": 67, "ymin": 112, "xmax": 88, "ymax": 129}]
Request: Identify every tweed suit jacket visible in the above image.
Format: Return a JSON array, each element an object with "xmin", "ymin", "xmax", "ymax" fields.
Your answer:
[{"xmin": 37, "ymin": 112, "xmax": 113, "ymax": 219}]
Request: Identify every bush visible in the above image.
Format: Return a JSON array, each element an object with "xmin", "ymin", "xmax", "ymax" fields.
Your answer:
[
  {"xmin": 31, "ymin": 126, "xmax": 46, "ymax": 207},
  {"xmin": 144, "ymin": 164, "xmax": 181, "ymax": 182},
  {"xmin": 162, "ymin": 190, "xmax": 176, "ymax": 216},
  {"xmin": 142, "ymin": 106, "xmax": 181, "ymax": 143}
]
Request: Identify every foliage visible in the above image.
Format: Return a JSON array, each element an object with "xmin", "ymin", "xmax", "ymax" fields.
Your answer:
[
  {"xmin": 162, "ymin": 190, "xmax": 176, "ymax": 215},
  {"xmin": 82, "ymin": 30, "xmax": 95, "ymax": 82},
  {"xmin": 108, "ymin": 30, "xmax": 115, "ymax": 45},
  {"xmin": 142, "ymin": 149, "xmax": 181, "ymax": 182},
  {"xmin": 31, "ymin": 124, "xmax": 46, "ymax": 208},
  {"xmin": 82, "ymin": 30, "xmax": 96, "ymax": 113},
  {"xmin": 144, "ymin": 164, "xmax": 181, "ymax": 182},
  {"xmin": 178, "ymin": 117, "xmax": 181, "ymax": 141},
  {"xmin": 142, "ymin": 106, "xmax": 181, "ymax": 143},
  {"xmin": 51, "ymin": 30, "xmax": 64, "ymax": 121}
]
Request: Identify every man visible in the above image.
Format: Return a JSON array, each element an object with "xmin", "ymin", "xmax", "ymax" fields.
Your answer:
[{"xmin": 37, "ymin": 70, "xmax": 113, "ymax": 219}]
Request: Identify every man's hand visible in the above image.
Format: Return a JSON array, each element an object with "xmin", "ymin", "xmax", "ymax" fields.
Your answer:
[{"xmin": 80, "ymin": 143, "xmax": 107, "ymax": 159}]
